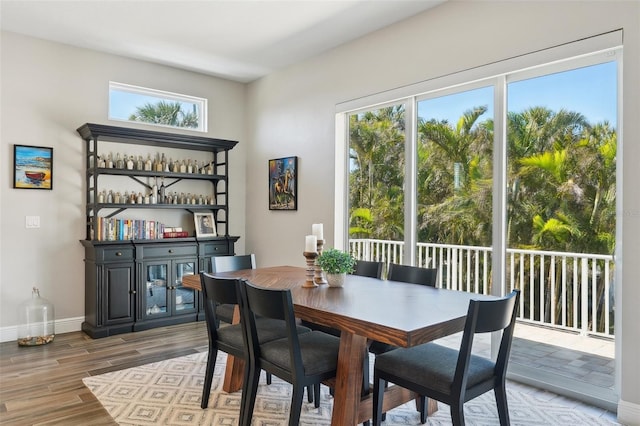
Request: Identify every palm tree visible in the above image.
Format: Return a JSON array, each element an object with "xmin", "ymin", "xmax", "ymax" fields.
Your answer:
[
  {"xmin": 349, "ymin": 105, "xmax": 405, "ymax": 241},
  {"xmin": 129, "ymin": 101, "xmax": 199, "ymax": 128},
  {"xmin": 417, "ymin": 106, "xmax": 493, "ymax": 246}
]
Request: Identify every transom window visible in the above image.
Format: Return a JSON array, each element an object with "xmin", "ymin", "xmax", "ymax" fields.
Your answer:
[{"xmin": 108, "ymin": 82, "xmax": 207, "ymax": 132}]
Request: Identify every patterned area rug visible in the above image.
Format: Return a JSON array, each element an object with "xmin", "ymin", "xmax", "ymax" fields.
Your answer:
[{"xmin": 83, "ymin": 351, "xmax": 618, "ymax": 425}]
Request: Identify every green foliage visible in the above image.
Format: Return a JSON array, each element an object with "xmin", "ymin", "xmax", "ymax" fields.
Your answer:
[
  {"xmin": 348, "ymin": 104, "xmax": 617, "ymax": 255},
  {"xmin": 317, "ymin": 248, "xmax": 356, "ymax": 274},
  {"xmin": 129, "ymin": 101, "xmax": 199, "ymax": 128}
]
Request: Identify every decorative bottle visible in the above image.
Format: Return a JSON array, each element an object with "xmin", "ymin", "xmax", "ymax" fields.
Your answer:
[{"xmin": 17, "ymin": 287, "xmax": 55, "ymax": 346}]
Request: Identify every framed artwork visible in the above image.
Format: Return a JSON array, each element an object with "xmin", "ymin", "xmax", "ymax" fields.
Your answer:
[
  {"xmin": 194, "ymin": 212, "xmax": 217, "ymax": 237},
  {"xmin": 13, "ymin": 144, "xmax": 53, "ymax": 190},
  {"xmin": 269, "ymin": 156, "xmax": 297, "ymax": 210}
]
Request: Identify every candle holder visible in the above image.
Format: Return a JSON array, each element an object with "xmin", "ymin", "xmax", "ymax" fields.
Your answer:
[
  {"xmin": 303, "ymin": 251, "xmax": 318, "ymax": 288},
  {"xmin": 314, "ymin": 239, "xmax": 328, "ymax": 285}
]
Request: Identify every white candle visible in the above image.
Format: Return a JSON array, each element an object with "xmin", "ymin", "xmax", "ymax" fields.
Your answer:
[
  {"xmin": 305, "ymin": 235, "xmax": 317, "ymax": 253},
  {"xmin": 312, "ymin": 223, "xmax": 324, "ymax": 240}
]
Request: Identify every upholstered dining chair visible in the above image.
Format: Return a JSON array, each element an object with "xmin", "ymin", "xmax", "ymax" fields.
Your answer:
[
  {"xmin": 237, "ymin": 279, "xmax": 341, "ymax": 426},
  {"xmin": 369, "ymin": 263, "xmax": 438, "ymax": 357},
  {"xmin": 198, "ymin": 272, "xmax": 312, "ymax": 409},
  {"xmin": 210, "ymin": 254, "xmax": 256, "ymax": 324},
  {"xmin": 353, "ymin": 259, "xmax": 384, "ymax": 279},
  {"xmin": 387, "ymin": 263, "xmax": 437, "ymax": 286},
  {"xmin": 367, "ymin": 263, "xmax": 439, "ymax": 421},
  {"xmin": 373, "ymin": 289, "xmax": 521, "ymax": 425}
]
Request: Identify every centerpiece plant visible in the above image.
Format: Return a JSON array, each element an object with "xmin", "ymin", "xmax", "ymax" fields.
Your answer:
[{"xmin": 316, "ymin": 248, "xmax": 356, "ymax": 287}]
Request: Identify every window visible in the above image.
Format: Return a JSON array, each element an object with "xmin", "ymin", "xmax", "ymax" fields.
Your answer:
[
  {"xmin": 337, "ymin": 32, "xmax": 621, "ymax": 406},
  {"xmin": 108, "ymin": 82, "xmax": 207, "ymax": 132}
]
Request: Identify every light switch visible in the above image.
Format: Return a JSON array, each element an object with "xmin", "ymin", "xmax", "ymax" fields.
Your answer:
[{"xmin": 26, "ymin": 216, "xmax": 40, "ymax": 228}]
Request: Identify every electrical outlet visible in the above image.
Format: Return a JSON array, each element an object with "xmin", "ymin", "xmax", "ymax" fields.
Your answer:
[{"xmin": 25, "ymin": 216, "xmax": 40, "ymax": 228}]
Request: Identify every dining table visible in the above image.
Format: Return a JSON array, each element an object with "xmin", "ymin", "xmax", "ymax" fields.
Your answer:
[{"xmin": 182, "ymin": 265, "xmax": 495, "ymax": 425}]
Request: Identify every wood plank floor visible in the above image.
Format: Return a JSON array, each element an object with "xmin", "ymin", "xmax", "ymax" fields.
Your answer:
[{"xmin": 0, "ymin": 322, "xmax": 209, "ymax": 426}]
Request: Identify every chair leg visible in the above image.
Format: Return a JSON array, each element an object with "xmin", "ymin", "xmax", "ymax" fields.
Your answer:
[
  {"xmin": 267, "ymin": 372, "xmax": 273, "ymax": 385},
  {"xmin": 241, "ymin": 363, "xmax": 261, "ymax": 426},
  {"xmin": 314, "ymin": 383, "xmax": 321, "ymax": 408},
  {"xmin": 494, "ymin": 383, "xmax": 510, "ymax": 426},
  {"xmin": 373, "ymin": 375, "xmax": 386, "ymax": 426},
  {"xmin": 288, "ymin": 385, "xmax": 306, "ymax": 426},
  {"xmin": 418, "ymin": 395, "xmax": 427, "ymax": 424},
  {"xmin": 306, "ymin": 385, "xmax": 314, "ymax": 403},
  {"xmin": 450, "ymin": 402, "xmax": 465, "ymax": 426},
  {"xmin": 200, "ymin": 348, "xmax": 218, "ymax": 409}
]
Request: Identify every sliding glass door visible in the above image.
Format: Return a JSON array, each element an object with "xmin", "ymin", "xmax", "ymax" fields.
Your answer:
[
  {"xmin": 341, "ymin": 45, "xmax": 620, "ymax": 407},
  {"xmin": 505, "ymin": 60, "xmax": 617, "ymax": 405}
]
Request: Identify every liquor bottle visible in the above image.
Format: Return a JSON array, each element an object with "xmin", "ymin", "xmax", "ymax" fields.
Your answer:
[
  {"xmin": 116, "ymin": 153, "xmax": 124, "ymax": 169},
  {"xmin": 159, "ymin": 178, "xmax": 166, "ymax": 204},
  {"xmin": 151, "ymin": 178, "xmax": 158, "ymax": 204}
]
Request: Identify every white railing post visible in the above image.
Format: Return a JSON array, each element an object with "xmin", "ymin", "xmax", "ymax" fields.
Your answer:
[{"xmin": 581, "ymin": 257, "xmax": 589, "ymax": 336}]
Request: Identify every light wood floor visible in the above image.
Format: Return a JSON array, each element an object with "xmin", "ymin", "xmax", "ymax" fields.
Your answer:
[{"xmin": 0, "ymin": 322, "xmax": 209, "ymax": 426}]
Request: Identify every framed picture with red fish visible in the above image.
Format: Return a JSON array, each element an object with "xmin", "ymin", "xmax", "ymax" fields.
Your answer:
[{"xmin": 13, "ymin": 144, "xmax": 53, "ymax": 190}]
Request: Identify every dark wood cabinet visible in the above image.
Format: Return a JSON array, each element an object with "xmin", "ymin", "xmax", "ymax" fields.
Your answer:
[{"xmin": 78, "ymin": 124, "xmax": 239, "ymax": 338}]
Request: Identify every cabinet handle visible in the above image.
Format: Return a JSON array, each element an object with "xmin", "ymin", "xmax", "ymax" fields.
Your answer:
[
  {"xmin": 115, "ymin": 252, "xmax": 122, "ymax": 256},
  {"xmin": 168, "ymin": 249, "xmax": 174, "ymax": 253},
  {"xmin": 130, "ymin": 290, "xmax": 136, "ymax": 294}
]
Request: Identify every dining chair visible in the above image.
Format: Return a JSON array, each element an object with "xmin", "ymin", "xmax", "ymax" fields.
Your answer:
[
  {"xmin": 373, "ymin": 289, "xmax": 521, "ymax": 425},
  {"xmin": 369, "ymin": 264, "xmax": 437, "ymax": 357},
  {"xmin": 387, "ymin": 263, "xmax": 437, "ymax": 286},
  {"xmin": 237, "ymin": 279, "xmax": 341, "ymax": 426},
  {"xmin": 353, "ymin": 259, "xmax": 384, "ymax": 279},
  {"xmin": 198, "ymin": 272, "xmax": 312, "ymax": 409},
  {"xmin": 211, "ymin": 254, "xmax": 256, "ymax": 324},
  {"xmin": 368, "ymin": 263, "xmax": 439, "ymax": 421}
]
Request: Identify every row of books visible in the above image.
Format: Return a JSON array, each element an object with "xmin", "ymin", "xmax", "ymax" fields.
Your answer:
[{"xmin": 94, "ymin": 218, "xmax": 188, "ymax": 241}]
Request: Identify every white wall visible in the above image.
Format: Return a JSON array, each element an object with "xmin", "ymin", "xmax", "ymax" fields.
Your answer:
[
  {"xmin": 245, "ymin": 1, "xmax": 639, "ymax": 423},
  {"xmin": 0, "ymin": 31, "xmax": 247, "ymax": 335}
]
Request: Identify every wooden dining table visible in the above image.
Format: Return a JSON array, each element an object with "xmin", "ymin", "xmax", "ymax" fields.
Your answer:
[{"xmin": 182, "ymin": 265, "xmax": 494, "ymax": 425}]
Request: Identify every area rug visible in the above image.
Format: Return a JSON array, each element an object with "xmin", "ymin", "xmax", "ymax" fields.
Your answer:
[{"xmin": 82, "ymin": 351, "xmax": 618, "ymax": 425}]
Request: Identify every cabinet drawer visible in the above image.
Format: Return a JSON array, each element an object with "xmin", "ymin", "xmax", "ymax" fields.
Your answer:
[
  {"xmin": 101, "ymin": 247, "xmax": 134, "ymax": 262},
  {"xmin": 202, "ymin": 241, "xmax": 229, "ymax": 256},
  {"xmin": 141, "ymin": 244, "xmax": 197, "ymax": 259}
]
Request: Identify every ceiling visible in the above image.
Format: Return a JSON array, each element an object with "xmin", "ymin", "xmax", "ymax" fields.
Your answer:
[{"xmin": 0, "ymin": 0, "xmax": 444, "ymax": 83}]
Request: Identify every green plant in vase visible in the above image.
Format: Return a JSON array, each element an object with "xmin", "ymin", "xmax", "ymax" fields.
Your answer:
[{"xmin": 316, "ymin": 248, "xmax": 356, "ymax": 287}]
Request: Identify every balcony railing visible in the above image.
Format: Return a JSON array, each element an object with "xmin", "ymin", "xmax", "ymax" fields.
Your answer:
[{"xmin": 350, "ymin": 239, "xmax": 615, "ymax": 339}]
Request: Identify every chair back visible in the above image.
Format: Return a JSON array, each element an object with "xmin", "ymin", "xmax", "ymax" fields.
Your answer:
[
  {"xmin": 353, "ymin": 260, "xmax": 384, "ymax": 279},
  {"xmin": 387, "ymin": 263, "xmax": 437, "ymax": 286},
  {"xmin": 211, "ymin": 254, "xmax": 256, "ymax": 273},
  {"xmin": 454, "ymin": 290, "xmax": 520, "ymax": 388},
  {"xmin": 199, "ymin": 272, "xmax": 243, "ymax": 338},
  {"xmin": 237, "ymin": 280, "xmax": 303, "ymax": 374}
]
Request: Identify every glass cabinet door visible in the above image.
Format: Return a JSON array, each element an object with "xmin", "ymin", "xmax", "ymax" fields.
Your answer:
[
  {"xmin": 145, "ymin": 262, "xmax": 168, "ymax": 317},
  {"xmin": 174, "ymin": 260, "xmax": 196, "ymax": 313}
]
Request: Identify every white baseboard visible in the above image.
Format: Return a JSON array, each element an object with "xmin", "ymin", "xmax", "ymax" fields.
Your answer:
[
  {"xmin": 0, "ymin": 317, "xmax": 84, "ymax": 343},
  {"xmin": 618, "ymin": 399, "xmax": 640, "ymax": 425}
]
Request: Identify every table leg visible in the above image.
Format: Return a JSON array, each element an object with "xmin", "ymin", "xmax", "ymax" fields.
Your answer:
[
  {"xmin": 222, "ymin": 306, "xmax": 244, "ymax": 393},
  {"xmin": 331, "ymin": 331, "xmax": 367, "ymax": 426}
]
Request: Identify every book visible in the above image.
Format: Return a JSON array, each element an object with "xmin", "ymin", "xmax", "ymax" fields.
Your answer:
[{"xmin": 163, "ymin": 231, "xmax": 189, "ymax": 238}]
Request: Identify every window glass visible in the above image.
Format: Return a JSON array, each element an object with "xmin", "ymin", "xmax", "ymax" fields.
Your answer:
[
  {"xmin": 109, "ymin": 82, "xmax": 207, "ymax": 132},
  {"xmin": 348, "ymin": 105, "xmax": 405, "ymax": 263}
]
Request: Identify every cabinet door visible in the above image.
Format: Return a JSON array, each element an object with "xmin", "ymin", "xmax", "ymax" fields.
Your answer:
[
  {"xmin": 103, "ymin": 263, "xmax": 135, "ymax": 325},
  {"xmin": 173, "ymin": 259, "xmax": 197, "ymax": 314},
  {"xmin": 143, "ymin": 261, "xmax": 170, "ymax": 319}
]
